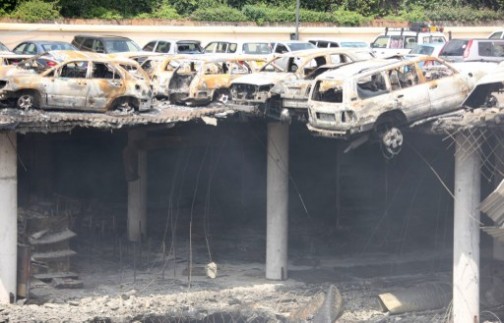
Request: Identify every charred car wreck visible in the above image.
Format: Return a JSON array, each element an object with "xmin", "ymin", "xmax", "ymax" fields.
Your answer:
[
  {"xmin": 141, "ymin": 54, "xmax": 188, "ymax": 99},
  {"xmin": 168, "ymin": 56, "xmax": 265, "ymax": 106},
  {"xmin": 0, "ymin": 57, "xmax": 152, "ymax": 112},
  {"xmin": 306, "ymin": 56, "xmax": 504, "ymax": 156},
  {"xmin": 228, "ymin": 48, "xmax": 375, "ymax": 120}
]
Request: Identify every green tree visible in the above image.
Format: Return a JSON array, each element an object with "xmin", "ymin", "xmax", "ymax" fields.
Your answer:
[
  {"xmin": 0, "ymin": 0, "xmax": 19, "ymax": 14},
  {"xmin": 10, "ymin": 0, "xmax": 61, "ymax": 22}
]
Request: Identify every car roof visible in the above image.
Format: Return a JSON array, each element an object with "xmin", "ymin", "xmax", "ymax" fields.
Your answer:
[
  {"xmin": 40, "ymin": 50, "xmax": 107, "ymax": 61},
  {"xmin": 414, "ymin": 43, "xmax": 445, "ymax": 48},
  {"xmin": 148, "ymin": 39, "xmax": 201, "ymax": 44},
  {"xmin": 378, "ymin": 30, "xmax": 445, "ymax": 36},
  {"xmin": 309, "ymin": 39, "xmax": 368, "ymax": 43},
  {"xmin": 74, "ymin": 34, "xmax": 133, "ymax": 40},
  {"xmin": 447, "ymin": 38, "xmax": 504, "ymax": 41},
  {"xmin": 177, "ymin": 55, "xmax": 267, "ymax": 63},
  {"xmin": 273, "ymin": 47, "xmax": 371, "ymax": 58},
  {"xmin": 317, "ymin": 57, "xmax": 422, "ymax": 80},
  {"xmin": 25, "ymin": 40, "xmax": 71, "ymax": 44}
]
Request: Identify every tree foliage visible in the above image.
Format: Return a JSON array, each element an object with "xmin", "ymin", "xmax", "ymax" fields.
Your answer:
[
  {"xmin": 9, "ymin": 0, "xmax": 61, "ymax": 22},
  {"xmin": 3, "ymin": 0, "xmax": 504, "ymax": 23}
]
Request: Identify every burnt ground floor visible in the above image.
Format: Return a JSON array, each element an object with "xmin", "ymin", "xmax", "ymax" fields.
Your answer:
[
  {"xmin": 2, "ymin": 232, "xmax": 504, "ymax": 322},
  {"xmin": 3, "ymin": 120, "xmax": 504, "ymax": 322}
]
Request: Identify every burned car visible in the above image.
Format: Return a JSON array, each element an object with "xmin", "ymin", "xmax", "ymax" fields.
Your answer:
[
  {"xmin": 228, "ymin": 48, "xmax": 373, "ymax": 114},
  {"xmin": 168, "ymin": 56, "xmax": 265, "ymax": 106},
  {"xmin": 0, "ymin": 54, "xmax": 32, "ymax": 66},
  {"xmin": 306, "ymin": 56, "xmax": 503, "ymax": 155},
  {"xmin": 267, "ymin": 49, "xmax": 376, "ymax": 121},
  {"xmin": 0, "ymin": 50, "xmax": 107, "ymax": 79},
  {"xmin": 0, "ymin": 57, "xmax": 152, "ymax": 112},
  {"xmin": 141, "ymin": 55, "xmax": 188, "ymax": 98}
]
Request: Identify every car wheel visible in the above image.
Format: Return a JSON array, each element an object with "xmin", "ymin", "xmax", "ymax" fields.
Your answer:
[
  {"xmin": 380, "ymin": 126, "xmax": 403, "ymax": 158},
  {"xmin": 16, "ymin": 92, "xmax": 38, "ymax": 110},
  {"xmin": 484, "ymin": 94, "xmax": 498, "ymax": 108},
  {"xmin": 169, "ymin": 94, "xmax": 182, "ymax": 105},
  {"xmin": 114, "ymin": 98, "xmax": 136, "ymax": 114},
  {"xmin": 213, "ymin": 89, "xmax": 230, "ymax": 104}
]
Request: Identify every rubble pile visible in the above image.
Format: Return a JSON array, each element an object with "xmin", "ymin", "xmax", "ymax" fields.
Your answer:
[{"xmin": 17, "ymin": 198, "xmax": 82, "ymax": 298}]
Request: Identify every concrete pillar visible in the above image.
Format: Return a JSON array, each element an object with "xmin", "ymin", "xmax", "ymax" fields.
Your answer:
[
  {"xmin": 266, "ymin": 122, "xmax": 289, "ymax": 280},
  {"xmin": 0, "ymin": 132, "xmax": 17, "ymax": 304},
  {"xmin": 127, "ymin": 130, "xmax": 147, "ymax": 242},
  {"xmin": 492, "ymin": 140, "xmax": 504, "ymax": 261},
  {"xmin": 453, "ymin": 132, "xmax": 481, "ymax": 323}
]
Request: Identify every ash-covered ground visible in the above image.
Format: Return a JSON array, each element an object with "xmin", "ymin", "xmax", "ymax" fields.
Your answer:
[{"xmin": 3, "ymin": 233, "xmax": 503, "ymax": 323}]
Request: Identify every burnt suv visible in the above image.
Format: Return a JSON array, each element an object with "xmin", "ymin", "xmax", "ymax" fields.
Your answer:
[{"xmin": 71, "ymin": 35, "xmax": 141, "ymax": 54}]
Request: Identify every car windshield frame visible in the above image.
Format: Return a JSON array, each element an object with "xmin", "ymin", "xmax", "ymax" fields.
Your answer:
[
  {"xmin": 0, "ymin": 42, "xmax": 10, "ymax": 52},
  {"xmin": 287, "ymin": 42, "xmax": 316, "ymax": 51},
  {"xmin": 410, "ymin": 45, "xmax": 435, "ymax": 55},
  {"xmin": 339, "ymin": 42, "xmax": 369, "ymax": 48},
  {"xmin": 176, "ymin": 42, "xmax": 203, "ymax": 54},
  {"xmin": 41, "ymin": 42, "xmax": 76, "ymax": 51},
  {"xmin": 103, "ymin": 39, "xmax": 141, "ymax": 53},
  {"xmin": 439, "ymin": 40, "xmax": 468, "ymax": 57},
  {"xmin": 242, "ymin": 42, "xmax": 272, "ymax": 54}
]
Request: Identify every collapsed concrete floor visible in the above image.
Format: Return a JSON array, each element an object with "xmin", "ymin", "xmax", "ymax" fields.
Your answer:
[{"xmin": 3, "ymin": 121, "xmax": 504, "ymax": 322}]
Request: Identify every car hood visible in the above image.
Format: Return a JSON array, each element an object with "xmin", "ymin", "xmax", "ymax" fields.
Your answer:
[
  {"xmin": 451, "ymin": 61, "xmax": 498, "ymax": 81},
  {"xmin": 231, "ymin": 72, "xmax": 295, "ymax": 86},
  {"xmin": 462, "ymin": 63, "xmax": 504, "ymax": 108}
]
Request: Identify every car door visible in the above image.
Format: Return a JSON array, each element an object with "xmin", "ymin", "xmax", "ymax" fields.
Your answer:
[
  {"xmin": 387, "ymin": 63, "xmax": 431, "ymax": 121},
  {"xmin": 13, "ymin": 42, "xmax": 27, "ymax": 54},
  {"xmin": 421, "ymin": 58, "xmax": 470, "ymax": 114},
  {"xmin": 156, "ymin": 41, "xmax": 171, "ymax": 53},
  {"xmin": 86, "ymin": 61, "xmax": 124, "ymax": 111},
  {"xmin": 44, "ymin": 60, "xmax": 89, "ymax": 109},
  {"xmin": 142, "ymin": 41, "xmax": 157, "ymax": 52}
]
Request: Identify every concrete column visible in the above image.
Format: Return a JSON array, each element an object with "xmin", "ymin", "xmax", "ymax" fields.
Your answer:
[
  {"xmin": 0, "ymin": 132, "xmax": 17, "ymax": 304},
  {"xmin": 127, "ymin": 130, "xmax": 147, "ymax": 242},
  {"xmin": 453, "ymin": 132, "xmax": 481, "ymax": 323},
  {"xmin": 492, "ymin": 140, "xmax": 504, "ymax": 261},
  {"xmin": 266, "ymin": 122, "xmax": 289, "ymax": 280}
]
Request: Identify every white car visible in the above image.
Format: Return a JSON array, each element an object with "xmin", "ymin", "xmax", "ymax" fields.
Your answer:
[
  {"xmin": 307, "ymin": 56, "xmax": 503, "ymax": 156},
  {"xmin": 371, "ymin": 25, "xmax": 446, "ymax": 57},
  {"xmin": 228, "ymin": 48, "xmax": 371, "ymax": 114},
  {"xmin": 270, "ymin": 41, "xmax": 316, "ymax": 54},
  {"xmin": 142, "ymin": 39, "xmax": 204, "ymax": 55},
  {"xmin": 204, "ymin": 41, "xmax": 272, "ymax": 55},
  {"xmin": 309, "ymin": 39, "xmax": 370, "ymax": 49}
]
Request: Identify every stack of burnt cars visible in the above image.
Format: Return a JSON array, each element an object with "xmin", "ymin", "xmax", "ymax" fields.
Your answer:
[{"xmin": 1, "ymin": 30, "xmax": 503, "ymax": 145}]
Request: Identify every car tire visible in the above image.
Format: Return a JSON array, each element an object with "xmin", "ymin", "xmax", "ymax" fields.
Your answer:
[
  {"xmin": 16, "ymin": 91, "xmax": 39, "ymax": 110},
  {"xmin": 213, "ymin": 89, "xmax": 230, "ymax": 104},
  {"xmin": 484, "ymin": 94, "xmax": 498, "ymax": 108},
  {"xmin": 114, "ymin": 98, "xmax": 137, "ymax": 114},
  {"xmin": 169, "ymin": 94, "xmax": 183, "ymax": 105},
  {"xmin": 379, "ymin": 126, "xmax": 403, "ymax": 158}
]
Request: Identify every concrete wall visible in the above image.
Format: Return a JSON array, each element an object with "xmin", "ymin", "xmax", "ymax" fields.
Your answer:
[{"xmin": 0, "ymin": 22, "xmax": 499, "ymax": 49}]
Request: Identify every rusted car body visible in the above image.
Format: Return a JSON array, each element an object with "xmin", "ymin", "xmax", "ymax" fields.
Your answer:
[
  {"xmin": 267, "ymin": 49, "xmax": 376, "ymax": 120},
  {"xmin": 141, "ymin": 55, "xmax": 189, "ymax": 98},
  {"xmin": 168, "ymin": 56, "xmax": 266, "ymax": 106},
  {"xmin": 0, "ymin": 54, "xmax": 32, "ymax": 66},
  {"xmin": 306, "ymin": 56, "xmax": 503, "ymax": 154},
  {"xmin": 0, "ymin": 50, "xmax": 106, "ymax": 79},
  {"xmin": 0, "ymin": 57, "xmax": 152, "ymax": 112},
  {"xmin": 228, "ymin": 48, "xmax": 375, "ymax": 115}
]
